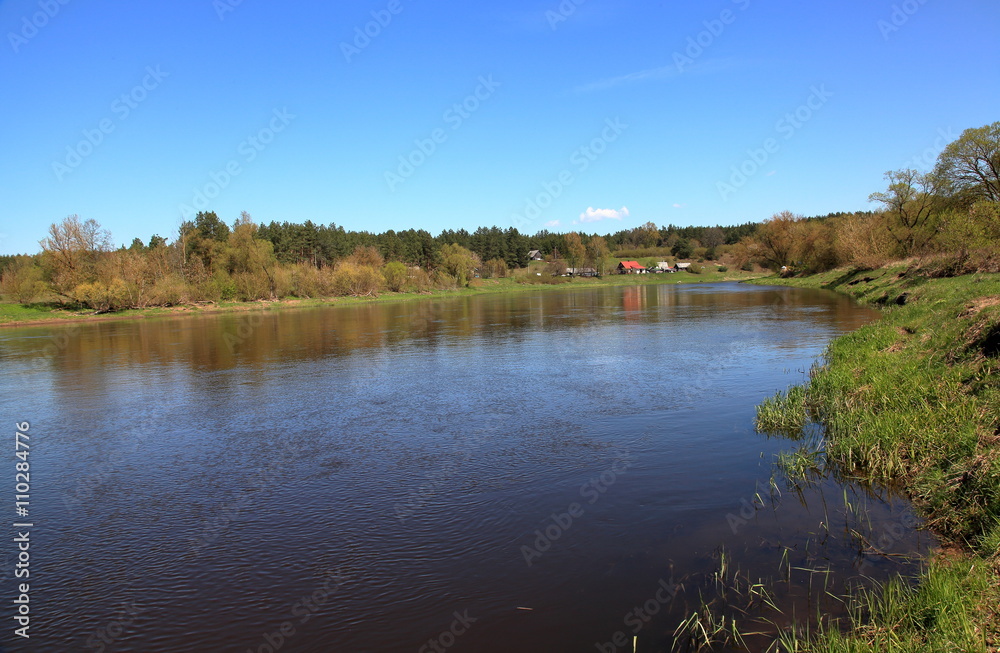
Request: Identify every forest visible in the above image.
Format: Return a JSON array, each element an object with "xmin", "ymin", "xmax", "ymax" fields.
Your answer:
[{"xmin": 1, "ymin": 121, "xmax": 997, "ymax": 312}]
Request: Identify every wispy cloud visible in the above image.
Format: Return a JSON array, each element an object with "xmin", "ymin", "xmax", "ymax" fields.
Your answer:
[
  {"xmin": 576, "ymin": 206, "xmax": 629, "ymax": 224},
  {"xmin": 574, "ymin": 57, "xmax": 746, "ymax": 93},
  {"xmin": 545, "ymin": 219, "xmax": 561, "ymax": 227},
  {"xmin": 672, "ymin": 203, "xmax": 686, "ymax": 209}
]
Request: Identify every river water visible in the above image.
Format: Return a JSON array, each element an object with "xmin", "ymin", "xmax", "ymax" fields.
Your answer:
[{"xmin": 0, "ymin": 282, "xmax": 934, "ymax": 652}]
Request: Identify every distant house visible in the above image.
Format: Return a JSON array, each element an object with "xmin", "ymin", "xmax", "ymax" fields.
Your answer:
[
  {"xmin": 566, "ymin": 267, "xmax": 597, "ymax": 277},
  {"xmin": 528, "ymin": 250, "xmax": 544, "ymax": 261},
  {"xmin": 617, "ymin": 261, "xmax": 646, "ymax": 274},
  {"xmin": 674, "ymin": 262, "xmax": 692, "ymax": 272},
  {"xmin": 651, "ymin": 262, "xmax": 674, "ymax": 273}
]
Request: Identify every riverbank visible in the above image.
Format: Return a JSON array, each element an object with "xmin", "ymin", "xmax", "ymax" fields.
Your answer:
[
  {"xmin": 0, "ymin": 268, "xmax": 764, "ymax": 327},
  {"xmin": 749, "ymin": 265, "xmax": 1000, "ymax": 651}
]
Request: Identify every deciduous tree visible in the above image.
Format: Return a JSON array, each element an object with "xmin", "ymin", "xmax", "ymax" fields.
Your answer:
[
  {"xmin": 868, "ymin": 169, "xmax": 943, "ymax": 256},
  {"xmin": 935, "ymin": 122, "xmax": 1000, "ymax": 204}
]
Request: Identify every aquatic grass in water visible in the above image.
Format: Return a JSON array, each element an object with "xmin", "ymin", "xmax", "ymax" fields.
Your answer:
[
  {"xmin": 776, "ymin": 556, "xmax": 1000, "ymax": 652},
  {"xmin": 775, "ymin": 443, "xmax": 826, "ymax": 486},
  {"xmin": 750, "ymin": 267, "xmax": 1000, "ymax": 651},
  {"xmin": 755, "ymin": 385, "xmax": 809, "ymax": 438}
]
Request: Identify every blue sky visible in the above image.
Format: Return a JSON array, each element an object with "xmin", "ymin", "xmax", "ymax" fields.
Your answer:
[{"xmin": 1, "ymin": 0, "xmax": 997, "ymax": 254}]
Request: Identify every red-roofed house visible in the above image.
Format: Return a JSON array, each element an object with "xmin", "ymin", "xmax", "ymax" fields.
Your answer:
[{"xmin": 617, "ymin": 261, "xmax": 646, "ymax": 274}]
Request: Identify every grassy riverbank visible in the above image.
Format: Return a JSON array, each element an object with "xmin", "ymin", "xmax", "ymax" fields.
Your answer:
[
  {"xmin": 0, "ymin": 267, "xmax": 763, "ymax": 327},
  {"xmin": 751, "ymin": 265, "xmax": 1000, "ymax": 651}
]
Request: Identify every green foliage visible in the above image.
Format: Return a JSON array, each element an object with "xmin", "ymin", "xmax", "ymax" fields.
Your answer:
[
  {"xmin": 935, "ymin": 121, "xmax": 1000, "ymax": 204},
  {"xmin": 780, "ymin": 557, "xmax": 999, "ymax": 652},
  {"xmin": 0, "ymin": 256, "xmax": 45, "ymax": 304},
  {"xmin": 439, "ymin": 243, "xmax": 479, "ymax": 286},
  {"xmin": 671, "ymin": 237, "xmax": 693, "ymax": 259},
  {"xmin": 480, "ymin": 258, "xmax": 508, "ymax": 279},
  {"xmin": 331, "ymin": 262, "xmax": 384, "ymax": 297},
  {"xmin": 382, "ymin": 261, "xmax": 408, "ymax": 292},
  {"xmin": 755, "ymin": 386, "xmax": 809, "ymax": 437}
]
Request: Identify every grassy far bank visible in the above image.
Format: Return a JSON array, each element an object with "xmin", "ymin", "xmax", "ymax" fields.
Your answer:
[
  {"xmin": 749, "ymin": 265, "xmax": 1000, "ymax": 652},
  {"xmin": 0, "ymin": 266, "xmax": 765, "ymax": 327}
]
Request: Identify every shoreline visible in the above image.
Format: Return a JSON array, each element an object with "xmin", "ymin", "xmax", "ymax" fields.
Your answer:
[
  {"xmin": 0, "ymin": 269, "xmax": 767, "ymax": 328},
  {"xmin": 746, "ymin": 265, "xmax": 1000, "ymax": 650}
]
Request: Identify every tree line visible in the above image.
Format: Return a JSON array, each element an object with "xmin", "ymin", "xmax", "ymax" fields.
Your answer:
[
  {"xmin": 733, "ymin": 122, "xmax": 1000, "ymax": 274},
  {"xmin": 3, "ymin": 121, "xmax": 994, "ymax": 311},
  {"xmin": 0, "ymin": 207, "xmax": 757, "ymax": 310}
]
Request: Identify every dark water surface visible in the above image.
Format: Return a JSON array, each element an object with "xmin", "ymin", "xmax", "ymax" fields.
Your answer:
[{"xmin": 0, "ymin": 283, "xmax": 934, "ymax": 652}]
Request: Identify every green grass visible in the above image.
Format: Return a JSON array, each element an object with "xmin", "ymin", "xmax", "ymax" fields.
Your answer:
[
  {"xmin": 756, "ymin": 385, "xmax": 810, "ymax": 438},
  {"xmin": 751, "ymin": 264, "xmax": 1000, "ymax": 651},
  {"xmin": 778, "ymin": 557, "xmax": 1000, "ymax": 652}
]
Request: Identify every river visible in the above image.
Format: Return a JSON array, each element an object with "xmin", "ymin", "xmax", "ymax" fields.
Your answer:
[{"xmin": 0, "ymin": 282, "xmax": 934, "ymax": 652}]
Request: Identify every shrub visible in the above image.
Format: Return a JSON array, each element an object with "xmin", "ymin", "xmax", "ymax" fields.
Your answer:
[
  {"xmin": 0, "ymin": 256, "xmax": 44, "ymax": 304},
  {"xmin": 332, "ymin": 262, "xmax": 384, "ymax": 297},
  {"xmin": 290, "ymin": 262, "xmax": 325, "ymax": 297},
  {"xmin": 150, "ymin": 273, "xmax": 188, "ymax": 305},
  {"xmin": 383, "ymin": 261, "xmax": 408, "ymax": 292},
  {"xmin": 717, "ymin": 265, "xmax": 729, "ymax": 272},
  {"xmin": 407, "ymin": 267, "xmax": 432, "ymax": 292},
  {"xmin": 233, "ymin": 271, "xmax": 271, "ymax": 301},
  {"xmin": 74, "ymin": 279, "xmax": 131, "ymax": 312},
  {"xmin": 481, "ymin": 258, "xmax": 508, "ymax": 279}
]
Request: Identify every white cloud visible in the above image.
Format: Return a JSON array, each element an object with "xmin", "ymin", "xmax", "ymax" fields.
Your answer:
[
  {"xmin": 578, "ymin": 206, "xmax": 629, "ymax": 223},
  {"xmin": 574, "ymin": 57, "xmax": 748, "ymax": 94},
  {"xmin": 545, "ymin": 219, "xmax": 561, "ymax": 227},
  {"xmin": 672, "ymin": 203, "xmax": 686, "ymax": 208}
]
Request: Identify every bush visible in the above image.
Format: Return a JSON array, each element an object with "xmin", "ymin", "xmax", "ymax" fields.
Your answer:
[
  {"xmin": 74, "ymin": 279, "xmax": 131, "ymax": 311},
  {"xmin": 740, "ymin": 262, "xmax": 754, "ymax": 272},
  {"xmin": 481, "ymin": 258, "xmax": 508, "ymax": 279},
  {"xmin": 233, "ymin": 271, "xmax": 271, "ymax": 301},
  {"xmin": 688, "ymin": 264, "xmax": 704, "ymax": 274},
  {"xmin": 290, "ymin": 262, "xmax": 325, "ymax": 298},
  {"xmin": 331, "ymin": 262, "xmax": 384, "ymax": 297},
  {"xmin": 383, "ymin": 261, "xmax": 408, "ymax": 292},
  {"xmin": 0, "ymin": 256, "xmax": 44, "ymax": 304},
  {"xmin": 717, "ymin": 265, "xmax": 729, "ymax": 273},
  {"xmin": 407, "ymin": 267, "xmax": 432, "ymax": 292},
  {"xmin": 213, "ymin": 272, "xmax": 238, "ymax": 301},
  {"xmin": 150, "ymin": 274, "xmax": 188, "ymax": 305}
]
